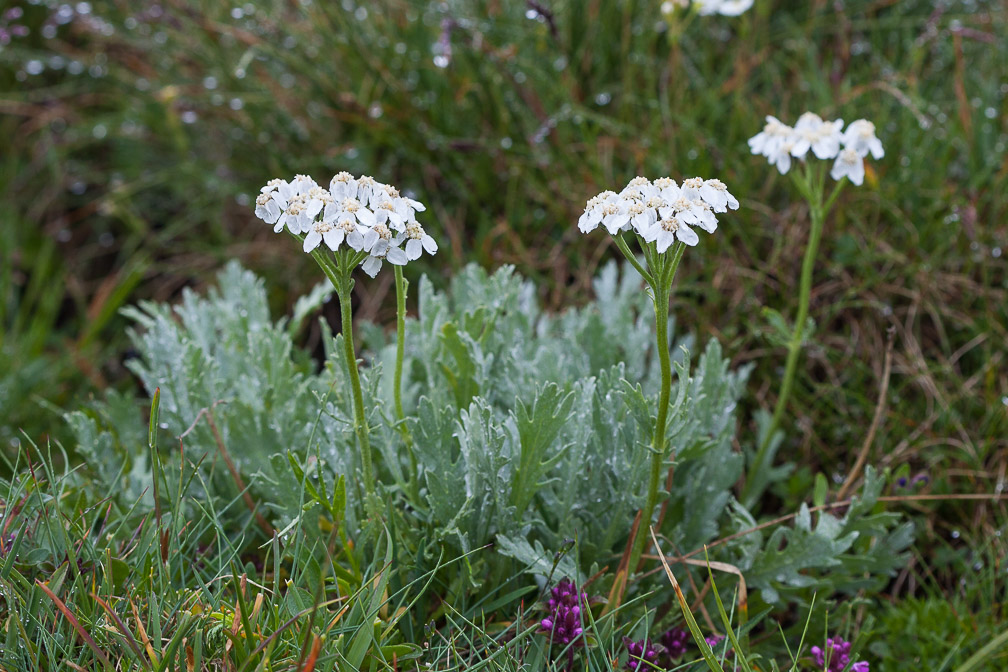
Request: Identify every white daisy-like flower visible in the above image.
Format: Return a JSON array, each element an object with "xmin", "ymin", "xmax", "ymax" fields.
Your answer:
[
  {"xmin": 380, "ymin": 184, "xmax": 426, "ymax": 224},
  {"xmin": 748, "ymin": 116, "xmax": 795, "ymax": 160},
  {"xmin": 325, "ymin": 196, "xmax": 377, "ymax": 229},
  {"xmin": 766, "ymin": 136, "xmax": 797, "ymax": 175},
  {"xmin": 577, "ymin": 190, "xmax": 622, "ymax": 234},
  {"xmin": 578, "ymin": 175, "xmax": 732, "ymax": 252},
  {"xmin": 355, "ymin": 175, "xmax": 382, "ymax": 207},
  {"xmin": 698, "ymin": 0, "xmax": 753, "ymax": 15},
  {"xmin": 698, "ymin": 178, "xmax": 740, "ymax": 213},
  {"xmin": 830, "ymin": 148, "xmax": 865, "ymax": 185},
  {"xmin": 642, "ymin": 213, "xmax": 699, "ymax": 251},
  {"xmin": 329, "ymin": 171, "xmax": 358, "ymax": 200},
  {"xmin": 792, "ymin": 116, "xmax": 844, "ymax": 161},
  {"xmin": 624, "ymin": 199, "xmax": 656, "ymax": 235},
  {"xmin": 661, "ymin": 195, "xmax": 717, "ymax": 234},
  {"xmin": 304, "ymin": 214, "xmax": 367, "ymax": 253},
  {"xmin": 715, "ymin": 0, "xmax": 754, "ymax": 14},
  {"xmin": 403, "ymin": 220, "xmax": 438, "ymax": 260},
  {"xmin": 360, "ymin": 222, "xmax": 408, "ymax": 277},
  {"xmin": 841, "ymin": 119, "xmax": 884, "ymax": 159},
  {"xmin": 255, "ymin": 189, "xmax": 284, "ymax": 226},
  {"xmin": 694, "ymin": 0, "xmax": 753, "ymax": 15}
]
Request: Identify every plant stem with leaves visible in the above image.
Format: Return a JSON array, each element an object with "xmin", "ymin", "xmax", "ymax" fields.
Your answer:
[
  {"xmin": 310, "ymin": 247, "xmax": 381, "ymax": 521},
  {"xmin": 617, "ymin": 236, "xmax": 686, "ymax": 579},
  {"xmin": 747, "ymin": 163, "xmax": 846, "ymax": 497},
  {"xmin": 393, "ymin": 264, "xmax": 419, "ymax": 491}
]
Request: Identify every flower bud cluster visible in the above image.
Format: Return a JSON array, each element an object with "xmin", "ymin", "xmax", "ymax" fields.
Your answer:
[
  {"xmin": 811, "ymin": 636, "xmax": 869, "ymax": 672},
  {"xmin": 578, "ymin": 176, "xmax": 739, "ymax": 252},
  {"xmin": 538, "ymin": 578, "xmax": 588, "ymax": 647},
  {"xmin": 254, "ymin": 172, "xmax": 437, "ymax": 277},
  {"xmin": 622, "ymin": 637, "xmax": 659, "ymax": 672},
  {"xmin": 748, "ymin": 113, "xmax": 884, "ymax": 185}
]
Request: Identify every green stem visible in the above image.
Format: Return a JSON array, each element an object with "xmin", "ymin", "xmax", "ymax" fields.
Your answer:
[
  {"xmin": 393, "ymin": 265, "xmax": 418, "ymax": 486},
  {"xmin": 318, "ymin": 251, "xmax": 380, "ymax": 522},
  {"xmin": 626, "ymin": 241, "xmax": 686, "ymax": 576},
  {"xmin": 614, "ymin": 234, "xmax": 653, "ymax": 285},
  {"xmin": 754, "ymin": 180, "xmax": 828, "ymax": 465}
]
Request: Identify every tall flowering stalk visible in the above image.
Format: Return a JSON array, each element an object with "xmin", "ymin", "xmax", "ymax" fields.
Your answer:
[
  {"xmin": 744, "ymin": 114, "xmax": 884, "ymax": 504},
  {"xmin": 254, "ymin": 171, "xmax": 437, "ymax": 520},
  {"xmin": 577, "ymin": 175, "xmax": 739, "ymax": 589}
]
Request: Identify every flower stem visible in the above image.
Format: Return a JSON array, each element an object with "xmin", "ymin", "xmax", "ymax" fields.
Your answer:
[
  {"xmin": 393, "ymin": 265, "xmax": 418, "ymax": 485},
  {"xmin": 313, "ymin": 249, "xmax": 381, "ymax": 521},
  {"xmin": 626, "ymin": 241, "xmax": 686, "ymax": 577},
  {"xmin": 751, "ymin": 171, "xmax": 829, "ymax": 477}
]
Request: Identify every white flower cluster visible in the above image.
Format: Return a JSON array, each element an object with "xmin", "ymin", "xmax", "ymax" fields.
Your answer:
[
  {"xmin": 693, "ymin": 0, "xmax": 754, "ymax": 16},
  {"xmin": 662, "ymin": 0, "xmax": 753, "ymax": 16},
  {"xmin": 578, "ymin": 176, "xmax": 738, "ymax": 252},
  {"xmin": 748, "ymin": 113, "xmax": 884, "ymax": 185},
  {"xmin": 254, "ymin": 172, "xmax": 437, "ymax": 277}
]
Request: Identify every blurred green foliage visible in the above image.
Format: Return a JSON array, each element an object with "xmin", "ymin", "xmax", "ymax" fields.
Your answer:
[{"xmin": 0, "ymin": 0, "xmax": 1006, "ymax": 666}]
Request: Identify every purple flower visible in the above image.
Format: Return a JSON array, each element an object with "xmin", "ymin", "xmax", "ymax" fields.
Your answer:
[
  {"xmin": 811, "ymin": 636, "xmax": 868, "ymax": 672},
  {"xmin": 705, "ymin": 634, "xmax": 725, "ymax": 648},
  {"xmin": 623, "ymin": 637, "xmax": 659, "ymax": 672},
  {"xmin": 539, "ymin": 578, "xmax": 587, "ymax": 647},
  {"xmin": 660, "ymin": 626, "xmax": 690, "ymax": 662}
]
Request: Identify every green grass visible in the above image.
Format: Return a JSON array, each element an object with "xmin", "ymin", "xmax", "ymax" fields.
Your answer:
[{"xmin": 1, "ymin": 0, "xmax": 1007, "ymax": 669}]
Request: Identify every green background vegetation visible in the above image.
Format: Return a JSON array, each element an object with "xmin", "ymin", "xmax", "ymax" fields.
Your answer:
[{"xmin": 1, "ymin": 0, "xmax": 1006, "ymax": 669}]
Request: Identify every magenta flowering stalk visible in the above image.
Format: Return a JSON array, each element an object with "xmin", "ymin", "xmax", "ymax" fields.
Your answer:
[
  {"xmin": 623, "ymin": 637, "xmax": 660, "ymax": 672},
  {"xmin": 811, "ymin": 636, "xmax": 869, "ymax": 672},
  {"xmin": 577, "ymin": 176, "xmax": 739, "ymax": 593},
  {"xmin": 539, "ymin": 578, "xmax": 589, "ymax": 648},
  {"xmin": 660, "ymin": 626, "xmax": 690, "ymax": 664},
  {"xmin": 744, "ymin": 113, "xmax": 884, "ymax": 506},
  {"xmin": 253, "ymin": 171, "xmax": 436, "ymax": 520}
]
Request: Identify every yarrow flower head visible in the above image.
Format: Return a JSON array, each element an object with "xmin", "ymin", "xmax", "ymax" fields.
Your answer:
[
  {"xmin": 254, "ymin": 172, "xmax": 436, "ymax": 275},
  {"xmin": 692, "ymin": 0, "xmax": 754, "ymax": 15},
  {"xmin": 538, "ymin": 578, "xmax": 588, "ymax": 647},
  {"xmin": 749, "ymin": 113, "xmax": 884, "ymax": 184},
  {"xmin": 811, "ymin": 636, "xmax": 869, "ymax": 672},
  {"xmin": 622, "ymin": 637, "xmax": 659, "ymax": 672},
  {"xmin": 578, "ymin": 176, "xmax": 738, "ymax": 250}
]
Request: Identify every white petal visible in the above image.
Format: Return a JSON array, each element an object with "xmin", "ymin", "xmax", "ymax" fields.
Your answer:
[
  {"xmin": 347, "ymin": 229, "xmax": 366, "ymax": 250},
  {"xmin": 422, "ymin": 234, "xmax": 438, "ymax": 254},
  {"xmin": 361, "ymin": 228, "xmax": 379, "ymax": 251},
  {"xmin": 405, "ymin": 238, "xmax": 422, "ymax": 260},
  {"xmin": 656, "ymin": 230, "xmax": 675, "ymax": 253},
  {"xmin": 361, "ymin": 256, "xmax": 381, "ymax": 277},
  {"xmin": 323, "ymin": 229, "xmax": 344, "ymax": 251},
  {"xmin": 676, "ymin": 225, "xmax": 699, "ymax": 246},
  {"xmin": 303, "ymin": 231, "xmax": 322, "ymax": 253},
  {"xmin": 386, "ymin": 246, "xmax": 408, "ymax": 265},
  {"xmin": 356, "ymin": 208, "xmax": 376, "ymax": 227}
]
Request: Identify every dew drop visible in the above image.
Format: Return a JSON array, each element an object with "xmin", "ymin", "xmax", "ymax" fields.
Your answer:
[{"xmin": 595, "ymin": 92, "xmax": 611, "ymax": 106}]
